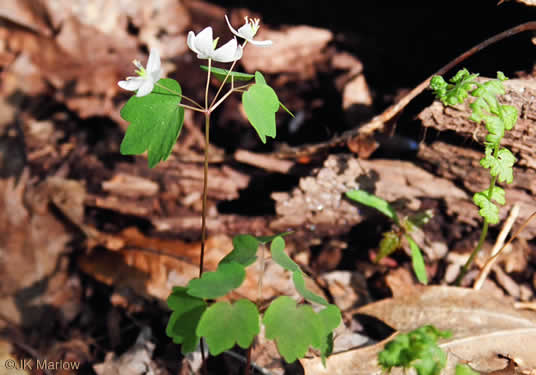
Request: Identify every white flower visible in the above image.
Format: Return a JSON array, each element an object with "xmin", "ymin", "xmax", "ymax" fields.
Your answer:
[
  {"xmin": 118, "ymin": 48, "xmax": 162, "ymax": 97},
  {"xmin": 225, "ymin": 15, "xmax": 272, "ymax": 46},
  {"xmin": 187, "ymin": 26, "xmax": 243, "ymax": 62}
]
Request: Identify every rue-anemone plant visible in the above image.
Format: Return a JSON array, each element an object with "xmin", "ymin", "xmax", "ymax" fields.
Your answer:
[
  {"xmin": 117, "ymin": 15, "xmax": 341, "ymax": 371},
  {"xmin": 429, "ymin": 69, "xmax": 518, "ymax": 285}
]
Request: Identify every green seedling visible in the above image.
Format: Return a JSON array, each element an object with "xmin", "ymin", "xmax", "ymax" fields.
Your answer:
[
  {"xmin": 430, "ymin": 69, "xmax": 518, "ymax": 284},
  {"xmin": 378, "ymin": 325, "xmax": 451, "ymax": 375},
  {"xmin": 346, "ymin": 189, "xmax": 432, "ymax": 284}
]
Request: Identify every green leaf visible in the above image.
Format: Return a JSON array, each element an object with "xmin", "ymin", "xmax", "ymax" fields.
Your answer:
[
  {"xmin": 317, "ymin": 305, "xmax": 342, "ymax": 363},
  {"xmin": 166, "ymin": 287, "xmax": 207, "ymax": 354},
  {"xmin": 376, "ymin": 231, "xmax": 401, "ymax": 262},
  {"xmin": 500, "ymin": 104, "xmax": 518, "ymax": 131},
  {"xmin": 197, "ymin": 299, "xmax": 259, "ymax": 355},
  {"xmin": 473, "ymin": 192, "xmax": 500, "ymax": 224},
  {"xmin": 292, "ymin": 270, "xmax": 328, "ymax": 306},
  {"xmin": 120, "ymin": 78, "xmax": 185, "ymax": 168},
  {"xmin": 378, "ymin": 325, "xmax": 451, "ymax": 375},
  {"xmin": 256, "ymin": 231, "xmax": 293, "ymax": 244},
  {"xmin": 219, "ymin": 235, "xmax": 259, "ymax": 267},
  {"xmin": 345, "ymin": 189, "xmax": 399, "ymax": 224},
  {"xmin": 242, "ymin": 71, "xmax": 280, "ymax": 143},
  {"xmin": 455, "ymin": 364, "xmax": 480, "ymax": 375},
  {"xmin": 263, "ymin": 296, "xmax": 325, "ymax": 363},
  {"xmin": 496, "ymin": 148, "xmax": 516, "ymax": 183},
  {"xmin": 317, "ymin": 304, "xmax": 342, "ymax": 335},
  {"xmin": 469, "ymin": 97, "xmax": 488, "ymax": 123},
  {"xmin": 270, "ymin": 236, "xmax": 300, "ymax": 272},
  {"xmin": 480, "ymin": 148, "xmax": 515, "ymax": 184},
  {"xmin": 480, "ymin": 186, "xmax": 505, "ymax": 205},
  {"xmin": 483, "ymin": 115, "xmax": 504, "ymax": 137},
  {"xmin": 254, "ymin": 71, "xmax": 267, "ymax": 84},
  {"xmin": 200, "ymin": 65, "xmax": 255, "ymax": 82},
  {"xmin": 187, "ymin": 263, "xmax": 246, "ymax": 299},
  {"xmin": 407, "ymin": 235, "xmax": 428, "ymax": 284}
]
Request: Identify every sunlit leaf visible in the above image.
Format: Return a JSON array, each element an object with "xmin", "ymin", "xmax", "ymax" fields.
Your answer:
[
  {"xmin": 263, "ymin": 296, "xmax": 325, "ymax": 363},
  {"xmin": 120, "ymin": 78, "xmax": 184, "ymax": 168},
  {"xmin": 346, "ymin": 189, "xmax": 399, "ymax": 224},
  {"xmin": 197, "ymin": 299, "xmax": 259, "ymax": 355},
  {"xmin": 219, "ymin": 234, "xmax": 259, "ymax": 267},
  {"xmin": 242, "ymin": 71, "xmax": 280, "ymax": 143},
  {"xmin": 187, "ymin": 263, "xmax": 245, "ymax": 299},
  {"xmin": 407, "ymin": 235, "xmax": 428, "ymax": 284}
]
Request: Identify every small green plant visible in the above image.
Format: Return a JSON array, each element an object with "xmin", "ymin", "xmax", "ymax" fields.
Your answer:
[
  {"xmin": 116, "ymin": 15, "xmax": 340, "ymax": 369},
  {"xmin": 166, "ymin": 234, "xmax": 341, "ymax": 364},
  {"xmin": 378, "ymin": 325, "xmax": 480, "ymax": 375},
  {"xmin": 429, "ymin": 69, "xmax": 518, "ymax": 283},
  {"xmin": 345, "ymin": 189, "xmax": 432, "ymax": 284},
  {"xmin": 378, "ymin": 325, "xmax": 451, "ymax": 375}
]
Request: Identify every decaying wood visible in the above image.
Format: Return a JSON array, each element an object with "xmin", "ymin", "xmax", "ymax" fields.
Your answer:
[
  {"xmin": 417, "ymin": 78, "xmax": 536, "ymax": 238},
  {"xmin": 418, "ymin": 78, "xmax": 536, "ymax": 169}
]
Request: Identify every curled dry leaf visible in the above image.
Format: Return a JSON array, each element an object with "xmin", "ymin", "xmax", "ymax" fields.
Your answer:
[{"xmin": 301, "ymin": 286, "xmax": 536, "ymax": 374}]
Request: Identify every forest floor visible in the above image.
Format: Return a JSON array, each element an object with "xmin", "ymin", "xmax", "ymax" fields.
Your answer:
[{"xmin": 1, "ymin": 1, "xmax": 536, "ymax": 374}]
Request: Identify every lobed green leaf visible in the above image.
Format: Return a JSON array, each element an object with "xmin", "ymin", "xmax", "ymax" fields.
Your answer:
[
  {"xmin": 480, "ymin": 186, "xmax": 505, "ymax": 205},
  {"xmin": 242, "ymin": 71, "xmax": 280, "ymax": 143},
  {"xmin": 263, "ymin": 296, "xmax": 325, "ymax": 363},
  {"xmin": 197, "ymin": 299, "xmax": 259, "ymax": 355},
  {"xmin": 292, "ymin": 271, "xmax": 329, "ymax": 306},
  {"xmin": 270, "ymin": 236, "xmax": 300, "ymax": 272},
  {"xmin": 187, "ymin": 262, "xmax": 246, "ymax": 299},
  {"xmin": 120, "ymin": 78, "xmax": 184, "ymax": 168},
  {"xmin": 166, "ymin": 287, "xmax": 207, "ymax": 354},
  {"xmin": 473, "ymin": 192, "xmax": 500, "ymax": 224},
  {"xmin": 256, "ymin": 231, "xmax": 293, "ymax": 244},
  {"xmin": 219, "ymin": 234, "xmax": 259, "ymax": 267},
  {"xmin": 500, "ymin": 104, "xmax": 518, "ymax": 131},
  {"xmin": 378, "ymin": 325, "xmax": 451, "ymax": 375}
]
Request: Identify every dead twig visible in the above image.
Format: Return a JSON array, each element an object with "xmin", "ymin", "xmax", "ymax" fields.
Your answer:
[{"xmin": 474, "ymin": 207, "xmax": 536, "ymax": 290}]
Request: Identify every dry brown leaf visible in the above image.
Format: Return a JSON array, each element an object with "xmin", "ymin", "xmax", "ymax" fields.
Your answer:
[
  {"xmin": 78, "ymin": 228, "xmax": 301, "ymax": 303},
  {"xmin": 302, "ymin": 286, "xmax": 536, "ymax": 374},
  {"xmin": 0, "ymin": 172, "xmax": 72, "ymax": 297},
  {"xmin": 0, "ymin": 0, "xmax": 51, "ymax": 35}
]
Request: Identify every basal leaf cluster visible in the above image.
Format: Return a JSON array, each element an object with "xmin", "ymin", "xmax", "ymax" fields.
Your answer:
[{"xmin": 165, "ymin": 234, "xmax": 341, "ymax": 365}]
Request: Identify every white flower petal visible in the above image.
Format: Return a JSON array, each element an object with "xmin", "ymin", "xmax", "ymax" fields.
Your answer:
[
  {"xmin": 195, "ymin": 27, "xmax": 214, "ymax": 57},
  {"xmin": 248, "ymin": 39, "xmax": 272, "ymax": 46},
  {"xmin": 146, "ymin": 48, "xmax": 161, "ymax": 74},
  {"xmin": 212, "ymin": 38, "xmax": 241, "ymax": 63},
  {"xmin": 237, "ymin": 23, "xmax": 255, "ymax": 40},
  {"xmin": 136, "ymin": 79, "xmax": 155, "ymax": 97},
  {"xmin": 118, "ymin": 77, "xmax": 144, "ymax": 91},
  {"xmin": 225, "ymin": 14, "xmax": 241, "ymax": 38},
  {"xmin": 187, "ymin": 31, "xmax": 198, "ymax": 54}
]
